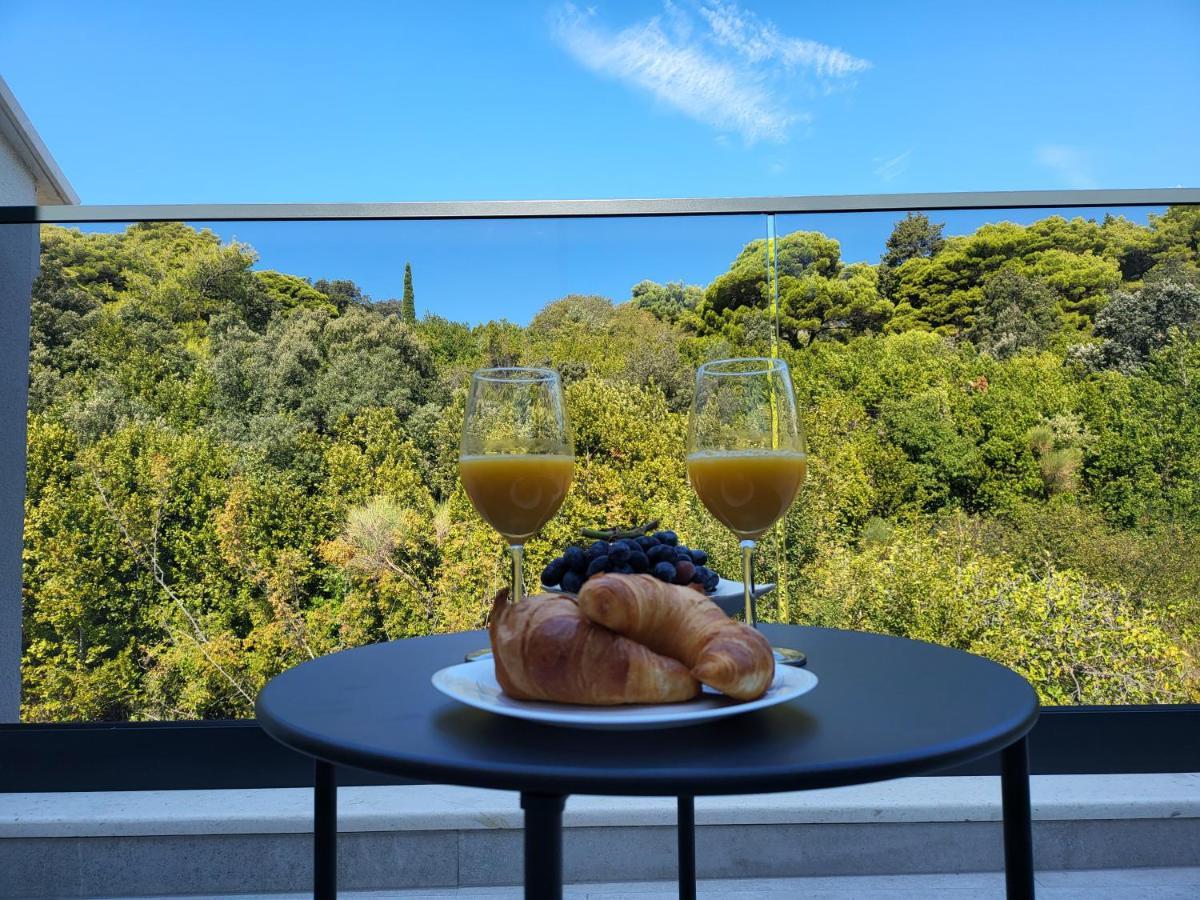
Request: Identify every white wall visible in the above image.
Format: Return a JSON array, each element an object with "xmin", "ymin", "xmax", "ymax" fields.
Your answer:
[{"xmin": 0, "ymin": 133, "xmax": 36, "ymax": 204}]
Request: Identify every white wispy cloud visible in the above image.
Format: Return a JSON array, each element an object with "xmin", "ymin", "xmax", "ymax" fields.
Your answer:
[
  {"xmin": 550, "ymin": 2, "xmax": 868, "ymax": 144},
  {"xmin": 552, "ymin": 3, "xmax": 790, "ymax": 142},
  {"xmin": 697, "ymin": 0, "xmax": 870, "ymax": 78},
  {"xmin": 874, "ymin": 149, "xmax": 912, "ymax": 182},
  {"xmin": 1035, "ymin": 144, "xmax": 1097, "ymax": 189}
]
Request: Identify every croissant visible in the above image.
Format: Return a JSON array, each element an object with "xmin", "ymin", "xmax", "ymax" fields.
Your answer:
[
  {"xmin": 488, "ymin": 589, "xmax": 701, "ymax": 705},
  {"xmin": 577, "ymin": 574, "xmax": 775, "ymax": 700}
]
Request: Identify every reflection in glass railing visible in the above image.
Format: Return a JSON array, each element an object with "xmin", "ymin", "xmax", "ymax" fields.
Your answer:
[{"xmin": 14, "ymin": 203, "xmax": 1200, "ymax": 721}]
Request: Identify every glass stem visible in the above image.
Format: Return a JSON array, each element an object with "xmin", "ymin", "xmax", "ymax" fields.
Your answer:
[
  {"xmin": 509, "ymin": 543, "xmax": 525, "ymax": 602},
  {"xmin": 740, "ymin": 539, "xmax": 757, "ymax": 628}
]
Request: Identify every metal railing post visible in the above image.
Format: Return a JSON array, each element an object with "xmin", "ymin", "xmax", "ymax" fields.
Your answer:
[{"xmin": 0, "ymin": 223, "xmax": 36, "ymax": 723}]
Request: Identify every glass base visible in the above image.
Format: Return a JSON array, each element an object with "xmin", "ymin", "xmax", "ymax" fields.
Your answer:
[{"xmin": 772, "ymin": 646, "xmax": 807, "ymax": 667}]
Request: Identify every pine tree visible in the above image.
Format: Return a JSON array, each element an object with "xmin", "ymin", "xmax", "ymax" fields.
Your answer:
[
  {"xmin": 878, "ymin": 213, "xmax": 945, "ymax": 299},
  {"xmin": 401, "ymin": 263, "xmax": 416, "ymax": 323}
]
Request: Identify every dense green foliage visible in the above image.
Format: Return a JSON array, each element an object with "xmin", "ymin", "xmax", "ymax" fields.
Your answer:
[{"xmin": 22, "ymin": 210, "xmax": 1200, "ymax": 720}]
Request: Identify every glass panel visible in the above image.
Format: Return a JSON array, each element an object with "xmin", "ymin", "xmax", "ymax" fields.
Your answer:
[
  {"xmin": 16, "ymin": 202, "xmax": 1199, "ymax": 720},
  {"xmin": 20, "ymin": 214, "xmax": 769, "ymax": 721},
  {"xmin": 768, "ymin": 204, "xmax": 1200, "ymax": 707}
]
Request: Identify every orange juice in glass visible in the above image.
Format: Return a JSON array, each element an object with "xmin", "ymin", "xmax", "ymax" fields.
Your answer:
[
  {"xmin": 459, "ymin": 453, "xmax": 575, "ymax": 544},
  {"xmin": 459, "ymin": 367, "xmax": 573, "ymax": 601},
  {"xmin": 687, "ymin": 357, "xmax": 806, "ymax": 664},
  {"xmin": 686, "ymin": 449, "xmax": 807, "ymax": 540}
]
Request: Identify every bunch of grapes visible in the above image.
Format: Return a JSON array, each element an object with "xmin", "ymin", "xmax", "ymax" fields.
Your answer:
[{"xmin": 540, "ymin": 529, "xmax": 720, "ymax": 595}]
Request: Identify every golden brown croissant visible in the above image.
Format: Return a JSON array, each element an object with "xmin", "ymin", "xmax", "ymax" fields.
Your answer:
[
  {"xmin": 488, "ymin": 589, "xmax": 701, "ymax": 705},
  {"xmin": 576, "ymin": 574, "xmax": 775, "ymax": 700}
]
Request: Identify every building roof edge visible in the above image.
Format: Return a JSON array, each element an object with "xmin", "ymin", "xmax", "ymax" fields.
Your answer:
[{"xmin": 0, "ymin": 75, "xmax": 79, "ymax": 205}]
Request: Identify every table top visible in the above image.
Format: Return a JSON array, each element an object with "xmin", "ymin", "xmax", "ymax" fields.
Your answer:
[{"xmin": 255, "ymin": 625, "xmax": 1039, "ymax": 796}]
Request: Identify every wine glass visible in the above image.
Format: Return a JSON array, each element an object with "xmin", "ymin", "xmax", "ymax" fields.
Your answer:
[
  {"xmin": 459, "ymin": 367, "xmax": 574, "ymax": 606},
  {"xmin": 687, "ymin": 358, "xmax": 807, "ymax": 664}
]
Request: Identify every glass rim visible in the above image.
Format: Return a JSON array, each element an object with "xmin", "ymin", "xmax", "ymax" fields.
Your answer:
[
  {"xmin": 470, "ymin": 366, "xmax": 560, "ymax": 384},
  {"xmin": 697, "ymin": 357, "xmax": 789, "ymax": 377}
]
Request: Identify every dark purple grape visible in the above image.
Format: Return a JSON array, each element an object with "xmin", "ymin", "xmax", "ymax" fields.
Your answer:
[
  {"xmin": 560, "ymin": 570, "xmax": 584, "ymax": 593},
  {"xmin": 693, "ymin": 565, "xmax": 710, "ymax": 583},
  {"xmin": 651, "ymin": 561, "xmax": 676, "ymax": 582},
  {"xmin": 674, "ymin": 560, "xmax": 696, "ymax": 585},
  {"xmin": 564, "ymin": 546, "xmax": 586, "ymax": 572},
  {"xmin": 608, "ymin": 542, "xmax": 631, "ymax": 563},
  {"xmin": 540, "ymin": 558, "xmax": 567, "ymax": 586},
  {"xmin": 636, "ymin": 535, "xmax": 656, "ymax": 551},
  {"xmin": 705, "ymin": 573, "xmax": 720, "ymax": 591},
  {"xmin": 615, "ymin": 563, "xmax": 635, "ymax": 575},
  {"xmin": 689, "ymin": 548, "xmax": 708, "ymax": 565},
  {"xmin": 648, "ymin": 545, "xmax": 674, "ymax": 564},
  {"xmin": 655, "ymin": 530, "xmax": 679, "ymax": 546},
  {"xmin": 587, "ymin": 540, "xmax": 610, "ymax": 558},
  {"xmin": 628, "ymin": 551, "xmax": 649, "ymax": 573},
  {"xmin": 675, "ymin": 547, "xmax": 694, "ymax": 562},
  {"xmin": 586, "ymin": 555, "xmax": 609, "ymax": 578}
]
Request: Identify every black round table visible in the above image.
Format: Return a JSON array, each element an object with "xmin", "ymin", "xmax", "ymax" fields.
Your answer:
[{"xmin": 256, "ymin": 625, "xmax": 1040, "ymax": 900}]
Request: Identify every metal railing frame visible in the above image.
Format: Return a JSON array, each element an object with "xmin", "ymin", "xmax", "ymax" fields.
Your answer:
[
  {"xmin": 4, "ymin": 188, "xmax": 1200, "ymax": 224},
  {"xmin": 2, "ymin": 188, "xmax": 1198, "ymax": 790}
]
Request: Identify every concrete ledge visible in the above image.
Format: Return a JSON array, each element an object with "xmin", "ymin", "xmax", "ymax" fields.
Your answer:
[
  {"xmin": 2, "ymin": 820, "xmax": 1199, "ymax": 897},
  {"xmin": 0, "ymin": 775, "xmax": 1197, "ymax": 898},
  {"xmin": 3, "ymin": 774, "xmax": 1198, "ymax": 837},
  {"xmin": 79, "ymin": 867, "xmax": 1200, "ymax": 900}
]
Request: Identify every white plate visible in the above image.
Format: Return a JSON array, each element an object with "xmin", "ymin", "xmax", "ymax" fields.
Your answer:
[{"xmin": 431, "ymin": 659, "xmax": 818, "ymax": 730}]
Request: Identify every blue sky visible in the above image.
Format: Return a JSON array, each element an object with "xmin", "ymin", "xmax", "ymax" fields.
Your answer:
[{"xmin": 2, "ymin": 1, "xmax": 1197, "ymax": 322}]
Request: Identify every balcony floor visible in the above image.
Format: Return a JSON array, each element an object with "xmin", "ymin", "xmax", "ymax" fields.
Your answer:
[{"xmin": 95, "ymin": 867, "xmax": 1200, "ymax": 900}]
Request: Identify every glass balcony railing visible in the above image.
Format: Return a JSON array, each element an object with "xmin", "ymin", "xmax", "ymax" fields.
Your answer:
[{"xmin": 3, "ymin": 191, "xmax": 1198, "ymax": 725}]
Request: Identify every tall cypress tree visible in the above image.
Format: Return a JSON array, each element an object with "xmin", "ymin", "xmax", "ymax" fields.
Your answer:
[{"xmin": 401, "ymin": 263, "xmax": 416, "ymax": 323}]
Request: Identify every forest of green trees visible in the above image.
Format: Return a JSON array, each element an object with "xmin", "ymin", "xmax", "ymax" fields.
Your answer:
[{"xmin": 22, "ymin": 206, "xmax": 1200, "ymax": 721}]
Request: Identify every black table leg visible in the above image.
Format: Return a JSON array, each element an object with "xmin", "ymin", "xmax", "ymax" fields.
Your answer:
[
  {"xmin": 677, "ymin": 795, "xmax": 696, "ymax": 900},
  {"xmin": 315, "ymin": 760, "xmax": 337, "ymax": 900},
  {"xmin": 521, "ymin": 792, "xmax": 567, "ymax": 900},
  {"xmin": 1001, "ymin": 736, "xmax": 1035, "ymax": 899}
]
